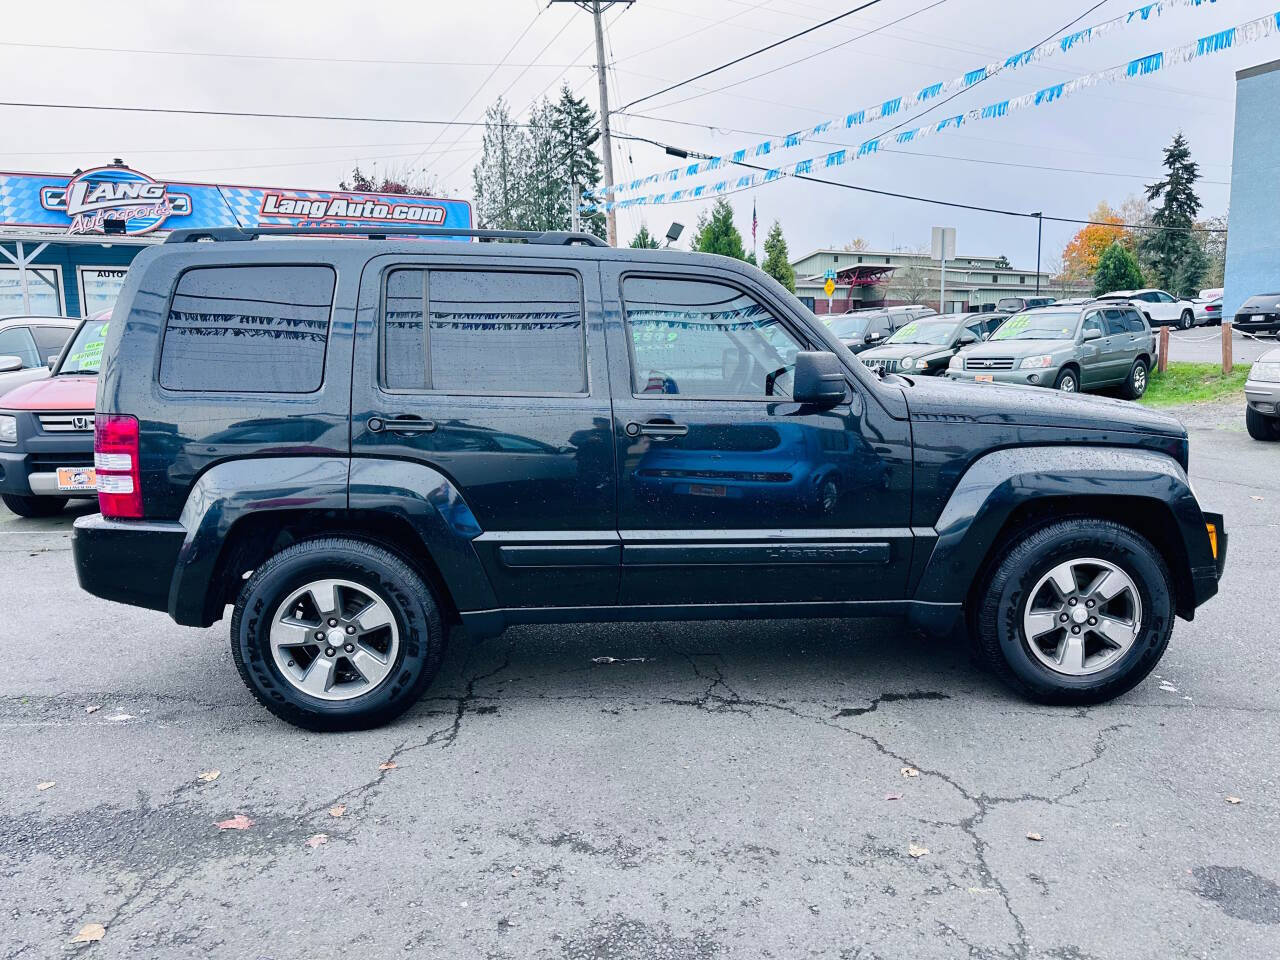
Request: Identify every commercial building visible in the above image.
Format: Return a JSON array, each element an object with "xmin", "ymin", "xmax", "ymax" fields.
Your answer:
[
  {"xmin": 791, "ymin": 247, "xmax": 1088, "ymax": 314},
  {"xmin": 1224, "ymin": 59, "xmax": 1280, "ymax": 321},
  {"xmin": 0, "ymin": 161, "xmax": 471, "ymax": 317}
]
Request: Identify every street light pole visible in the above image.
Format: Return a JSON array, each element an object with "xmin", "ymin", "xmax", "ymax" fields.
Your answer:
[{"xmin": 1034, "ymin": 212, "xmax": 1043, "ymax": 296}]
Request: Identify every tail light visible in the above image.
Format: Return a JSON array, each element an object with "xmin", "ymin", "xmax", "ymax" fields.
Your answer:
[{"xmin": 95, "ymin": 414, "xmax": 142, "ymax": 518}]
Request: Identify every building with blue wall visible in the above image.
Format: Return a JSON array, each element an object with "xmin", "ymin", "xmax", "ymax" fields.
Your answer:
[{"xmin": 1224, "ymin": 59, "xmax": 1280, "ymax": 321}]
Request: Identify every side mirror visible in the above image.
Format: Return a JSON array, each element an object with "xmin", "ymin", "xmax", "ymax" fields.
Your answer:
[
  {"xmin": 865, "ymin": 331, "xmax": 880, "ymax": 343},
  {"xmin": 0, "ymin": 355, "xmax": 23, "ymax": 373},
  {"xmin": 957, "ymin": 332, "xmax": 977, "ymax": 346},
  {"xmin": 792, "ymin": 351, "xmax": 847, "ymax": 405},
  {"xmin": 1082, "ymin": 328, "xmax": 1102, "ymax": 341}
]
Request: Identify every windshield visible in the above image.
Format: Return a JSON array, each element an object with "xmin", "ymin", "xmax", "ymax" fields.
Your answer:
[
  {"xmin": 826, "ymin": 314, "xmax": 872, "ymax": 338},
  {"xmin": 886, "ymin": 319, "xmax": 957, "ymax": 345},
  {"xmin": 990, "ymin": 311, "xmax": 1077, "ymax": 341},
  {"xmin": 57, "ymin": 315, "xmax": 110, "ymax": 374}
]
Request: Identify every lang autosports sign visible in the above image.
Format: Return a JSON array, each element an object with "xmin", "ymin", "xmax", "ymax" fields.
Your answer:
[{"xmin": 0, "ymin": 165, "xmax": 471, "ymax": 237}]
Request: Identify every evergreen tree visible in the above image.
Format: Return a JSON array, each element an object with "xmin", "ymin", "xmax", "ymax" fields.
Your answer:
[
  {"xmin": 760, "ymin": 220, "xmax": 795, "ymax": 292},
  {"xmin": 552, "ymin": 85, "xmax": 606, "ymax": 240},
  {"xmin": 693, "ymin": 197, "xmax": 748, "ymax": 260},
  {"xmin": 521, "ymin": 98, "xmax": 568, "ymax": 231},
  {"xmin": 472, "ymin": 98, "xmax": 528, "ymax": 230},
  {"xmin": 1093, "ymin": 241, "xmax": 1144, "ymax": 295},
  {"xmin": 629, "ymin": 223, "xmax": 660, "ymax": 248},
  {"xmin": 1140, "ymin": 132, "xmax": 1206, "ymax": 295}
]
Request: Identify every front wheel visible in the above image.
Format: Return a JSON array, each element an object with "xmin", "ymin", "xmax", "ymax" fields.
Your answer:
[
  {"xmin": 973, "ymin": 519, "xmax": 1174, "ymax": 705},
  {"xmin": 1054, "ymin": 368, "xmax": 1079, "ymax": 393},
  {"xmin": 1121, "ymin": 358, "xmax": 1149, "ymax": 400},
  {"xmin": 1, "ymin": 494, "xmax": 64, "ymax": 518},
  {"xmin": 1246, "ymin": 405, "xmax": 1280, "ymax": 441},
  {"xmin": 1179, "ymin": 311, "xmax": 1194, "ymax": 331},
  {"xmin": 230, "ymin": 537, "xmax": 445, "ymax": 731}
]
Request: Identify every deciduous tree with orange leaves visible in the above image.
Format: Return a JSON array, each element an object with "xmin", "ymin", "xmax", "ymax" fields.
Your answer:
[{"xmin": 1061, "ymin": 203, "xmax": 1127, "ymax": 282}]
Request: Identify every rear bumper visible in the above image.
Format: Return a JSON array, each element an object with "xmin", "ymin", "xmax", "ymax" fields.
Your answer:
[
  {"xmin": 72, "ymin": 513, "xmax": 185, "ymax": 613},
  {"xmin": 1236, "ymin": 315, "xmax": 1280, "ymax": 334}
]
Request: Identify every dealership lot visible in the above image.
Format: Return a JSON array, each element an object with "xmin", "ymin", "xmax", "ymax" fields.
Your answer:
[{"xmin": 1, "ymin": 400, "xmax": 1277, "ymax": 960}]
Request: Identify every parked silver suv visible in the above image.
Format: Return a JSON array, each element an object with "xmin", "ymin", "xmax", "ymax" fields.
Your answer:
[{"xmin": 946, "ymin": 303, "xmax": 1156, "ymax": 397}]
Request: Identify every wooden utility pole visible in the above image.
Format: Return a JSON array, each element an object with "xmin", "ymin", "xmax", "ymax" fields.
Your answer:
[
  {"xmin": 1158, "ymin": 326, "xmax": 1170, "ymax": 373},
  {"xmin": 550, "ymin": 0, "xmax": 632, "ymax": 245},
  {"xmin": 1222, "ymin": 320, "xmax": 1233, "ymax": 374}
]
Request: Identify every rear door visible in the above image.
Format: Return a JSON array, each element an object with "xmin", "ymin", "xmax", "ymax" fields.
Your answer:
[
  {"xmin": 600, "ymin": 262, "xmax": 913, "ymax": 608},
  {"xmin": 1100, "ymin": 308, "xmax": 1135, "ymax": 382},
  {"xmin": 349, "ymin": 252, "xmax": 618, "ymax": 610}
]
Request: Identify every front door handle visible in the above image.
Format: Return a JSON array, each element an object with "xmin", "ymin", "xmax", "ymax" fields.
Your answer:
[
  {"xmin": 625, "ymin": 420, "xmax": 688, "ymax": 439},
  {"xmin": 368, "ymin": 417, "xmax": 437, "ymax": 433}
]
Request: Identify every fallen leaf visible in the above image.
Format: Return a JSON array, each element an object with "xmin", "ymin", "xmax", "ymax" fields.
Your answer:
[
  {"xmin": 215, "ymin": 814, "xmax": 253, "ymax": 831},
  {"xmin": 1250, "ymin": 496, "xmax": 1264, "ymax": 501},
  {"xmin": 84, "ymin": 704, "xmax": 101, "ymax": 714},
  {"xmin": 36, "ymin": 781, "xmax": 55, "ymax": 791},
  {"xmin": 305, "ymin": 833, "xmax": 328, "ymax": 849},
  {"xmin": 1026, "ymin": 832, "xmax": 1044, "ymax": 842},
  {"xmin": 901, "ymin": 767, "xmax": 919, "ymax": 778},
  {"xmin": 1225, "ymin": 796, "xmax": 1242, "ymax": 805},
  {"xmin": 106, "ymin": 713, "xmax": 135, "ymax": 722},
  {"xmin": 329, "ymin": 804, "xmax": 347, "ymax": 818},
  {"xmin": 884, "ymin": 793, "xmax": 903, "ymax": 801},
  {"xmin": 197, "ymin": 769, "xmax": 220, "ymax": 783},
  {"xmin": 378, "ymin": 761, "xmax": 397, "ymax": 771},
  {"xmin": 908, "ymin": 843, "xmax": 929, "ymax": 858},
  {"xmin": 70, "ymin": 923, "xmax": 105, "ymax": 944}
]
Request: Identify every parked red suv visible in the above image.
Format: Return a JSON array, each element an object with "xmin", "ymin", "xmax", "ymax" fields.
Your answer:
[{"xmin": 0, "ymin": 311, "xmax": 108, "ymax": 517}]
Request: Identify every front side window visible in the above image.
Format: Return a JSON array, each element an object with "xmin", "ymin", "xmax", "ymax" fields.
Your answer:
[
  {"xmin": 382, "ymin": 268, "xmax": 585, "ymax": 394},
  {"xmin": 623, "ymin": 276, "xmax": 802, "ymax": 398},
  {"xmin": 160, "ymin": 265, "xmax": 334, "ymax": 393},
  {"xmin": 0, "ymin": 326, "xmax": 39, "ymax": 367},
  {"xmin": 1082, "ymin": 312, "xmax": 1106, "ymax": 338}
]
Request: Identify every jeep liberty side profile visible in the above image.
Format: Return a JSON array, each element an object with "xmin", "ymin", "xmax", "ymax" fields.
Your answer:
[{"xmin": 72, "ymin": 227, "xmax": 1226, "ymax": 730}]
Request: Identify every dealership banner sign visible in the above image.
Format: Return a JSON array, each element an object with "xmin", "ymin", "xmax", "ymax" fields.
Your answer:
[{"xmin": 0, "ymin": 165, "xmax": 471, "ymax": 237}]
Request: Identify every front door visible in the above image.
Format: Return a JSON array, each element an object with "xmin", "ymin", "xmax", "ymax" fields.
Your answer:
[
  {"xmin": 600, "ymin": 264, "xmax": 913, "ymax": 608},
  {"xmin": 350, "ymin": 253, "xmax": 618, "ymax": 609}
]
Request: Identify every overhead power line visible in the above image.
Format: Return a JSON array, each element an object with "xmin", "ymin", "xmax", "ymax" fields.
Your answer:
[{"xmin": 619, "ymin": 0, "xmax": 892, "ymax": 112}]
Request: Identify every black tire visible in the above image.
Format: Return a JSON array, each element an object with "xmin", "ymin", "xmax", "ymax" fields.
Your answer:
[
  {"xmin": 1, "ymin": 494, "xmax": 64, "ymax": 518},
  {"xmin": 1054, "ymin": 367, "xmax": 1079, "ymax": 393},
  {"xmin": 973, "ymin": 518, "xmax": 1174, "ymax": 705},
  {"xmin": 1179, "ymin": 310, "xmax": 1194, "ymax": 331},
  {"xmin": 1121, "ymin": 358, "xmax": 1149, "ymax": 400},
  {"xmin": 1245, "ymin": 406, "xmax": 1280, "ymax": 441},
  {"xmin": 230, "ymin": 537, "xmax": 445, "ymax": 731}
]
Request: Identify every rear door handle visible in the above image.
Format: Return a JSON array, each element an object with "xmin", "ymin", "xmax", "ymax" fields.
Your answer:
[
  {"xmin": 626, "ymin": 420, "xmax": 688, "ymax": 439},
  {"xmin": 368, "ymin": 417, "xmax": 437, "ymax": 433}
]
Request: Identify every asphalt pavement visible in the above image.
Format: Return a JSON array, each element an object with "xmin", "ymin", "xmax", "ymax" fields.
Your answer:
[
  {"xmin": 1166, "ymin": 325, "xmax": 1276, "ymax": 364},
  {"xmin": 2, "ymin": 398, "xmax": 1278, "ymax": 960}
]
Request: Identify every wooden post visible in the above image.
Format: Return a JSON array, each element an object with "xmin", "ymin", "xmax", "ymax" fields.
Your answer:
[
  {"xmin": 1221, "ymin": 320, "xmax": 1233, "ymax": 375},
  {"xmin": 1158, "ymin": 325, "xmax": 1170, "ymax": 373}
]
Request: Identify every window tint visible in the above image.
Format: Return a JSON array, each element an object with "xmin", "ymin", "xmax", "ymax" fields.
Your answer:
[
  {"xmin": 382, "ymin": 269, "xmax": 586, "ymax": 394},
  {"xmin": 0, "ymin": 326, "xmax": 39, "ymax": 367},
  {"xmin": 34, "ymin": 326, "xmax": 71, "ymax": 358},
  {"xmin": 1103, "ymin": 309, "xmax": 1129, "ymax": 336},
  {"xmin": 623, "ymin": 276, "xmax": 803, "ymax": 398},
  {"xmin": 1125, "ymin": 309, "xmax": 1148, "ymax": 333},
  {"xmin": 161, "ymin": 266, "xmax": 333, "ymax": 392}
]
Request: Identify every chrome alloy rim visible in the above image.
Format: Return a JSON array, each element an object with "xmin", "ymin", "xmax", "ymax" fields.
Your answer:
[
  {"xmin": 1059, "ymin": 373, "xmax": 1077, "ymax": 392},
  {"xmin": 1021, "ymin": 558, "xmax": 1142, "ymax": 676},
  {"xmin": 270, "ymin": 579, "xmax": 401, "ymax": 701},
  {"xmin": 1133, "ymin": 364, "xmax": 1147, "ymax": 395}
]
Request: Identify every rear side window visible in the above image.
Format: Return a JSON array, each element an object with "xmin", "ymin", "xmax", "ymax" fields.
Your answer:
[
  {"xmin": 1103, "ymin": 309, "xmax": 1129, "ymax": 335},
  {"xmin": 160, "ymin": 265, "xmax": 334, "ymax": 393},
  {"xmin": 1126, "ymin": 309, "xmax": 1148, "ymax": 333},
  {"xmin": 382, "ymin": 268, "xmax": 586, "ymax": 394}
]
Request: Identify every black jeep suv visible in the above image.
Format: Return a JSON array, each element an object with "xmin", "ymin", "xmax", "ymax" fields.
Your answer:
[{"xmin": 72, "ymin": 227, "xmax": 1226, "ymax": 730}]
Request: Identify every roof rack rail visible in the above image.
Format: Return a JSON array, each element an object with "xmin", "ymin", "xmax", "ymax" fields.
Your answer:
[{"xmin": 163, "ymin": 226, "xmax": 609, "ymax": 247}]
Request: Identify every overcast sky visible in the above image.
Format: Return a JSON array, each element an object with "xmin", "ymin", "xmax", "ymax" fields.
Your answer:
[{"xmin": 1, "ymin": 0, "xmax": 1274, "ymax": 268}]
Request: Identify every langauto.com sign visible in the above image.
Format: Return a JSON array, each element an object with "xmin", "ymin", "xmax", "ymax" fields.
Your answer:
[{"xmin": 260, "ymin": 192, "xmax": 448, "ymax": 225}]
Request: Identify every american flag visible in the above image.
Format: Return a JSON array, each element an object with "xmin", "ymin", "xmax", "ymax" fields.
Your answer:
[{"xmin": 751, "ymin": 199, "xmax": 758, "ymax": 246}]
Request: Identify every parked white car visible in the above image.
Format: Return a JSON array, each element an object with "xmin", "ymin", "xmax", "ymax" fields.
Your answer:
[{"xmin": 1096, "ymin": 289, "xmax": 1197, "ymax": 330}]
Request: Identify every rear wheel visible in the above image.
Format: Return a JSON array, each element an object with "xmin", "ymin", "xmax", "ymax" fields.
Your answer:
[
  {"xmin": 973, "ymin": 519, "xmax": 1174, "ymax": 705},
  {"xmin": 1054, "ymin": 367, "xmax": 1079, "ymax": 393},
  {"xmin": 1121, "ymin": 358, "xmax": 1149, "ymax": 400},
  {"xmin": 1, "ymin": 494, "xmax": 64, "ymax": 518},
  {"xmin": 230, "ymin": 537, "xmax": 445, "ymax": 731},
  {"xmin": 1246, "ymin": 406, "xmax": 1280, "ymax": 441}
]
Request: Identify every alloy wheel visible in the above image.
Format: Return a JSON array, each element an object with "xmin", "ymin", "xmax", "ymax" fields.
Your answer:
[
  {"xmin": 1021, "ymin": 557, "xmax": 1142, "ymax": 676},
  {"xmin": 1059, "ymin": 373, "xmax": 1077, "ymax": 392},
  {"xmin": 1133, "ymin": 363, "xmax": 1147, "ymax": 396},
  {"xmin": 269, "ymin": 578, "xmax": 401, "ymax": 701}
]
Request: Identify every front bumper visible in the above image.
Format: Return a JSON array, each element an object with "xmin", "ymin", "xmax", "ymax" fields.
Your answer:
[
  {"xmin": 0, "ymin": 433, "xmax": 95, "ymax": 497},
  {"xmin": 1244, "ymin": 378, "xmax": 1280, "ymax": 415},
  {"xmin": 1194, "ymin": 510, "xmax": 1228, "ymax": 608},
  {"xmin": 946, "ymin": 364, "xmax": 1061, "ymax": 388},
  {"xmin": 72, "ymin": 513, "xmax": 186, "ymax": 614}
]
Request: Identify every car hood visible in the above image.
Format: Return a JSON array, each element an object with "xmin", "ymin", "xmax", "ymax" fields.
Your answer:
[
  {"xmin": 860, "ymin": 343, "xmax": 952, "ymax": 362},
  {"xmin": 1239, "ymin": 293, "xmax": 1280, "ymax": 312},
  {"xmin": 961, "ymin": 338, "xmax": 1072, "ymax": 358},
  {"xmin": 0, "ymin": 366, "xmax": 50, "ymax": 400},
  {"xmin": 899, "ymin": 374, "xmax": 1185, "ymax": 437},
  {"xmin": 1, "ymin": 374, "xmax": 97, "ymax": 411}
]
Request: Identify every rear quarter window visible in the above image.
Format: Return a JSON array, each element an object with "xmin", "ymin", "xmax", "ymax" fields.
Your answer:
[{"xmin": 159, "ymin": 265, "xmax": 335, "ymax": 393}]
